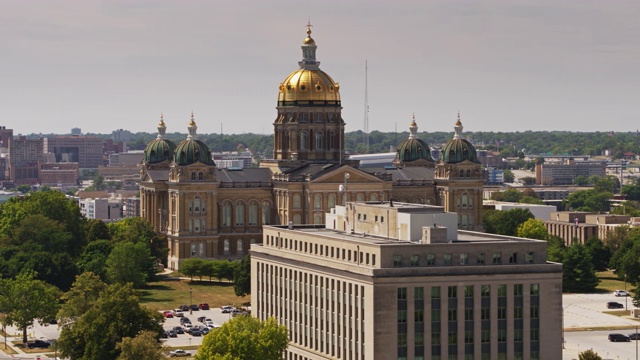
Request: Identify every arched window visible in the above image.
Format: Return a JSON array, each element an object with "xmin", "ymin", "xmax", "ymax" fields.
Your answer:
[
  {"xmin": 293, "ymin": 214, "xmax": 302, "ymax": 224},
  {"xmin": 461, "ymin": 214, "xmax": 469, "ymax": 228},
  {"xmin": 193, "ymin": 197, "xmax": 201, "ymax": 213},
  {"xmin": 461, "ymin": 192, "xmax": 470, "ymax": 208},
  {"xmin": 328, "ymin": 194, "xmax": 336, "ymax": 209},
  {"xmin": 191, "ymin": 172, "xmax": 196, "ymax": 180},
  {"xmin": 237, "ymin": 239, "xmax": 244, "ymax": 255},
  {"xmin": 261, "ymin": 202, "xmax": 271, "ymax": 225},
  {"xmin": 235, "ymin": 201, "xmax": 245, "ymax": 226},
  {"xmin": 191, "ymin": 243, "xmax": 196, "ymax": 256},
  {"xmin": 300, "ymin": 131, "xmax": 308, "ymax": 150},
  {"xmin": 313, "ymin": 194, "xmax": 322, "ymax": 210},
  {"xmin": 356, "ymin": 193, "xmax": 364, "ymax": 202},
  {"xmin": 224, "ymin": 239, "xmax": 230, "ymax": 255},
  {"xmin": 380, "ymin": 193, "xmax": 386, "ymax": 201},
  {"xmin": 198, "ymin": 172, "xmax": 204, "ymax": 181},
  {"xmin": 248, "ymin": 201, "xmax": 258, "ymax": 226},
  {"xmin": 466, "ymin": 169, "xmax": 471, "ymax": 178},
  {"xmin": 293, "ymin": 194, "xmax": 302, "ymax": 209},
  {"xmin": 459, "ymin": 170, "xmax": 465, "ymax": 178},
  {"xmin": 315, "ymin": 131, "xmax": 324, "ymax": 150},
  {"xmin": 222, "ymin": 201, "xmax": 232, "ymax": 227},
  {"xmin": 314, "ymin": 213, "xmax": 323, "ymax": 224},
  {"xmin": 370, "ymin": 193, "xmax": 378, "ymax": 202},
  {"xmin": 199, "ymin": 243, "xmax": 205, "ymax": 257}
]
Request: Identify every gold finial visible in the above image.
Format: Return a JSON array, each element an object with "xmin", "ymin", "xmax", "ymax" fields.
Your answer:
[
  {"xmin": 306, "ymin": 19, "xmax": 313, "ymax": 36},
  {"xmin": 189, "ymin": 111, "xmax": 196, "ymax": 126},
  {"xmin": 456, "ymin": 111, "xmax": 462, "ymax": 126},
  {"xmin": 410, "ymin": 113, "xmax": 417, "ymax": 126},
  {"xmin": 159, "ymin": 113, "xmax": 165, "ymax": 126}
]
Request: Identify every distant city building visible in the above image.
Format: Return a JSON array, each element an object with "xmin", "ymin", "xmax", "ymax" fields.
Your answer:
[
  {"xmin": 544, "ymin": 211, "xmax": 631, "ymax": 245},
  {"xmin": 38, "ymin": 161, "xmax": 79, "ymax": 187},
  {"xmin": 108, "ymin": 151, "xmax": 144, "ymax": 166},
  {"xmin": 43, "ymin": 136, "xmax": 104, "ymax": 169},
  {"xmin": 79, "ymin": 197, "xmax": 122, "ymax": 221},
  {"xmin": 8, "ymin": 136, "xmax": 44, "ymax": 184},
  {"xmin": 483, "ymin": 200, "xmax": 556, "ymax": 220},
  {"xmin": 0, "ymin": 126, "xmax": 13, "ymax": 149},
  {"xmin": 348, "ymin": 152, "xmax": 395, "ymax": 168},
  {"xmin": 485, "ymin": 167, "xmax": 504, "ymax": 184},
  {"xmin": 123, "ymin": 196, "xmax": 140, "ymax": 218},
  {"xmin": 535, "ymin": 159, "xmax": 606, "ymax": 185},
  {"xmin": 70, "ymin": 128, "xmax": 82, "ymax": 136},
  {"xmin": 212, "ymin": 151, "xmax": 255, "ymax": 168},
  {"xmin": 252, "ymin": 202, "xmax": 563, "ymax": 359},
  {"xmin": 476, "ymin": 149, "xmax": 503, "ymax": 167}
]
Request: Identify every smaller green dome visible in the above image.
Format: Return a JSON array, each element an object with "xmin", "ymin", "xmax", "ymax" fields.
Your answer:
[
  {"xmin": 395, "ymin": 116, "xmax": 433, "ymax": 163},
  {"xmin": 175, "ymin": 139, "xmax": 213, "ymax": 166},
  {"xmin": 144, "ymin": 138, "xmax": 176, "ymax": 164},
  {"xmin": 143, "ymin": 115, "xmax": 176, "ymax": 164},
  {"xmin": 174, "ymin": 114, "xmax": 214, "ymax": 166},
  {"xmin": 440, "ymin": 115, "xmax": 479, "ymax": 164}
]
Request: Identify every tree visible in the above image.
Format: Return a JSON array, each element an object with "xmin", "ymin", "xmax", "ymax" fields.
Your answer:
[
  {"xmin": 483, "ymin": 208, "xmax": 534, "ymax": 236},
  {"xmin": 578, "ymin": 349, "xmax": 602, "ymax": 360},
  {"xmin": 518, "ymin": 196, "xmax": 544, "ymax": 205},
  {"xmin": 516, "ymin": 219, "xmax": 549, "ymax": 240},
  {"xmin": 233, "ymin": 255, "xmax": 251, "ymax": 297},
  {"xmin": 117, "ymin": 330, "xmax": 165, "ymax": 360},
  {"xmin": 584, "ymin": 237, "xmax": 611, "ymax": 272},
  {"xmin": 16, "ymin": 184, "xmax": 31, "ymax": 194},
  {"xmin": 0, "ymin": 271, "xmax": 59, "ymax": 343},
  {"xmin": 86, "ymin": 219, "xmax": 111, "ymax": 242},
  {"xmin": 106, "ymin": 241, "xmax": 154, "ymax": 288},
  {"xmin": 57, "ymin": 272, "xmax": 107, "ymax": 326},
  {"xmin": 77, "ymin": 240, "xmax": 113, "ymax": 280},
  {"xmin": 562, "ymin": 244, "xmax": 600, "ymax": 293},
  {"xmin": 546, "ymin": 236, "xmax": 566, "ymax": 263},
  {"xmin": 108, "ymin": 217, "xmax": 167, "ymax": 270},
  {"xmin": 503, "ymin": 170, "xmax": 515, "ymax": 183},
  {"xmin": 180, "ymin": 258, "xmax": 207, "ymax": 280},
  {"xmin": 57, "ymin": 282, "xmax": 164, "ymax": 360},
  {"xmin": 195, "ymin": 316, "xmax": 289, "ymax": 360}
]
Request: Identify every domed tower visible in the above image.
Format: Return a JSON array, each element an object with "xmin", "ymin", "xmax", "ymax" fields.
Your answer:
[
  {"xmin": 392, "ymin": 114, "xmax": 435, "ymax": 168},
  {"xmin": 273, "ymin": 23, "xmax": 344, "ymax": 163},
  {"xmin": 435, "ymin": 113, "xmax": 483, "ymax": 230},
  {"xmin": 166, "ymin": 114, "xmax": 219, "ymax": 270},
  {"xmin": 142, "ymin": 115, "xmax": 176, "ymax": 166}
]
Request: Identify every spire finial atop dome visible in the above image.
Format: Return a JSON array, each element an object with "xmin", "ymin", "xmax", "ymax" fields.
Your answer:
[
  {"xmin": 306, "ymin": 19, "xmax": 313, "ymax": 36},
  {"xmin": 157, "ymin": 113, "xmax": 166, "ymax": 139},
  {"xmin": 453, "ymin": 112, "xmax": 463, "ymax": 139},
  {"xmin": 300, "ymin": 22, "xmax": 319, "ymax": 69},
  {"xmin": 187, "ymin": 112, "xmax": 198, "ymax": 139},
  {"xmin": 408, "ymin": 113, "xmax": 418, "ymax": 139}
]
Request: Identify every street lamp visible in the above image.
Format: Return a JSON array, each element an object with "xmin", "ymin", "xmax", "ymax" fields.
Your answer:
[{"xmin": 189, "ymin": 288, "xmax": 193, "ymax": 315}]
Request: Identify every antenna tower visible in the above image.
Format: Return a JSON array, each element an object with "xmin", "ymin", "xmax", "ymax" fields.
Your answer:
[{"xmin": 363, "ymin": 60, "xmax": 369, "ymax": 153}]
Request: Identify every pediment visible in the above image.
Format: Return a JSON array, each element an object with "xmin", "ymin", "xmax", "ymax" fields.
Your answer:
[{"xmin": 311, "ymin": 165, "xmax": 386, "ymax": 184}]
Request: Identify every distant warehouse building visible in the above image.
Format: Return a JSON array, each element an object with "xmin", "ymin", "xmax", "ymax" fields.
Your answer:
[{"xmin": 535, "ymin": 159, "xmax": 605, "ymax": 185}]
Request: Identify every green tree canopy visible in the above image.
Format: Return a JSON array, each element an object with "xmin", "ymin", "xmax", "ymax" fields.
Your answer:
[
  {"xmin": 57, "ymin": 272, "xmax": 107, "ymax": 326},
  {"xmin": 516, "ymin": 218, "xmax": 549, "ymax": 240},
  {"xmin": 106, "ymin": 241, "xmax": 154, "ymax": 288},
  {"xmin": 562, "ymin": 244, "xmax": 600, "ymax": 293},
  {"xmin": 233, "ymin": 255, "xmax": 251, "ymax": 297},
  {"xmin": 117, "ymin": 330, "xmax": 165, "ymax": 360},
  {"xmin": 195, "ymin": 316, "xmax": 289, "ymax": 360},
  {"xmin": 57, "ymin": 282, "xmax": 164, "ymax": 360},
  {"xmin": 483, "ymin": 208, "xmax": 534, "ymax": 236},
  {"xmin": 579, "ymin": 349, "xmax": 602, "ymax": 360}
]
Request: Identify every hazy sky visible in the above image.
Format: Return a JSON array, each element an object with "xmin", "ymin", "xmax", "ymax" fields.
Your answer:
[{"xmin": 1, "ymin": 0, "xmax": 640, "ymax": 136}]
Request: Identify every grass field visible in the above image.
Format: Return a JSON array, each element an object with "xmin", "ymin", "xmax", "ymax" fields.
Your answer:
[
  {"xmin": 597, "ymin": 270, "xmax": 633, "ymax": 294},
  {"xmin": 140, "ymin": 274, "xmax": 251, "ymax": 312}
]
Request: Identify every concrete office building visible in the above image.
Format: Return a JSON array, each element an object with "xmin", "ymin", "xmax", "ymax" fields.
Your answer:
[
  {"xmin": 251, "ymin": 202, "xmax": 563, "ymax": 360},
  {"xmin": 43, "ymin": 135, "xmax": 104, "ymax": 169}
]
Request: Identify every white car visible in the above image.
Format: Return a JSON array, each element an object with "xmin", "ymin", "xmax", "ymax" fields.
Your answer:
[
  {"xmin": 169, "ymin": 349, "xmax": 191, "ymax": 357},
  {"xmin": 614, "ymin": 290, "xmax": 630, "ymax": 297}
]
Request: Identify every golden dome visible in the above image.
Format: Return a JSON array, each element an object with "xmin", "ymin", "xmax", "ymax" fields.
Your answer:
[
  {"xmin": 278, "ymin": 69, "xmax": 340, "ymax": 105},
  {"xmin": 303, "ymin": 36, "xmax": 315, "ymax": 45}
]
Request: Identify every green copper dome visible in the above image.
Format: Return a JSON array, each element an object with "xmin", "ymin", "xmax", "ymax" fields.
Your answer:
[
  {"xmin": 143, "ymin": 116, "xmax": 176, "ymax": 164},
  {"xmin": 440, "ymin": 116, "xmax": 479, "ymax": 164},
  {"xmin": 395, "ymin": 117, "xmax": 434, "ymax": 163},
  {"xmin": 174, "ymin": 114, "xmax": 214, "ymax": 166}
]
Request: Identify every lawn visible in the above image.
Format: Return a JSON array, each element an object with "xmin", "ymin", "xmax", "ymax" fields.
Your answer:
[
  {"xmin": 597, "ymin": 270, "xmax": 633, "ymax": 294},
  {"xmin": 140, "ymin": 274, "xmax": 251, "ymax": 312}
]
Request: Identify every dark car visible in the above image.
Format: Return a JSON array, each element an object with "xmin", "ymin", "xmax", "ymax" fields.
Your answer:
[
  {"xmin": 180, "ymin": 317, "xmax": 192, "ymax": 325},
  {"xmin": 607, "ymin": 302, "xmax": 624, "ymax": 309},
  {"xmin": 191, "ymin": 329, "xmax": 203, "ymax": 336},
  {"xmin": 179, "ymin": 304, "xmax": 189, "ymax": 312},
  {"xmin": 161, "ymin": 331, "xmax": 169, "ymax": 339},
  {"xmin": 609, "ymin": 333, "xmax": 630, "ymax": 342},
  {"xmin": 202, "ymin": 327, "xmax": 210, "ymax": 335},
  {"xmin": 168, "ymin": 330, "xmax": 178, "ymax": 338},
  {"xmin": 630, "ymin": 333, "xmax": 640, "ymax": 340},
  {"xmin": 190, "ymin": 304, "xmax": 200, "ymax": 312},
  {"xmin": 199, "ymin": 303, "xmax": 210, "ymax": 310},
  {"xmin": 173, "ymin": 326, "xmax": 184, "ymax": 334},
  {"xmin": 197, "ymin": 316, "xmax": 207, "ymax": 323},
  {"xmin": 26, "ymin": 340, "xmax": 51, "ymax": 349}
]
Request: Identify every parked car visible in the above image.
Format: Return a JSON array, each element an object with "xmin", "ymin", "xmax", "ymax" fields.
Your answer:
[
  {"xmin": 609, "ymin": 333, "xmax": 630, "ymax": 342},
  {"xmin": 161, "ymin": 331, "xmax": 169, "ymax": 339},
  {"xmin": 26, "ymin": 340, "xmax": 51, "ymax": 349},
  {"xmin": 190, "ymin": 304, "xmax": 200, "ymax": 312},
  {"xmin": 168, "ymin": 330, "xmax": 178, "ymax": 338},
  {"xmin": 201, "ymin": 327, "xmax": 210, "ymax": 335},
  {"xmin": 190, "ymin": 329, "xmax": 203, "ymax": 337},
  {"xmin": 199, "ymin": 303, "xmax": 210, "ymax": 310},
  {"xmin": 169, "ymin": 349, "xmax": 191, "ymax": 357},
  {"xmin": 607, "ymin": 302, "xmax": 625, "ymax": 309},
  {"xmin": 221, "ymin": 305, "xmax": 234, "ymax": 313},
  {"xmin": 172, "ymin": 309, "xmax": 184, "ymax": 317},
  {"xmin": 180, "ymin": 317, "xmax": 192, "ymax": 325},
  {"xmin": 231, "ymin": 309, "xmax": 248, "ymax": 317},
  {"xmin": 197, "ymin": 316, "xmax": 207, "ymax": 323},
  {"xmin": 179, "ymin": 305, "xmax": 189, "ymax": 312},
  {"xmin": 173, "ymin": 326, "xmax": 185, "ymax": 334},
  {"xmin": 614, "ymin": 290, "xmax": 630, "ymax": 297},
  {"xmin": 163, "ymin": 310, "xmax": 174, "ymax": 318}
]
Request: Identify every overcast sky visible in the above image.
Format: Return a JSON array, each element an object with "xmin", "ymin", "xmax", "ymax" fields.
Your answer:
[{"xmin": 1, "ymin": 0, "xmax": 639, "ymax": 136}]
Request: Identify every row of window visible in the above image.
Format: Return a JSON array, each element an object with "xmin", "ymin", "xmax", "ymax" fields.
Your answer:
[
  {"xmin": 399, "ymin": 284, "xmax": 540, "ymax": 300},
  {"xmin": 265, "ymin": 235, "xmax": 377, "ymax": 266},
  {"xmin": 220, "ymin": 201, "xmax": 271, "ymax": 227},
  {"xmin": 173, "ymin": 238, "xmax": 257, "ymax": 258},
  {"xmin": 392, "ymin": 251, "xmax": 535, "ymax": 267}
]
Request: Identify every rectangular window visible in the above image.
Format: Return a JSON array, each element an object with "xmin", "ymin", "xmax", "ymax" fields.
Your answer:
[
  {"xmin": 398, "ymin": 310, "xmax": 407, "ymax": 323},
  {"xmin": 481, "ymin": 285, "xmax": 490, "ymax": 298},
  {"xmin": 509, "ymin": 252, "xmax": 517, "ymax": 264},
  {"xmin": 431, "ymin": 309, "xmax": 441, "ymax": 322},
  {"xmin": 498, "ymin": 329, "xmax": 506, "ymax": 342},
  {"xmin": 426, "ymin": 254, "xmax": 436, "ymax": 265},
  {"xmin": 460, "ymin": 253, "xmax": 468, "ymax": 265},
  {"xmin": 531, "ymin": 306, "xmax": 539, "ymax": 319},
  {"xmin": 481, "ymin": 308, "xmax": 490, "ymax": 320},
  {"xmin": 416, "ymin": 332, "xmax": 424, "ymax": 345},
  {"xmin": 493, "ymin": 252, "xmax": 501, "ymax": 264},
  {"xmin": 398, "ymin": 287, "xmax": 407, "ymax": 300},
  {"xmin": 432, "ymin": 332, "xmax": 441, "ymax": 345},
  {"xmin": 514, "ymin": 284, "xmax": 523, "ymax": 296},
  {"xmin": 531, "ymin": 329, "xmax": 539, "ymax": 341},
  {"xmin": 530, "ymin": 283, "xmax": 540, "ymax": 295},
  {"xmin": 481, "ymin": 330, "xmax": 490, "ymax": 343},
  {"xmin": 465, "ymin": 285, "xmax": 474, "ymax": 298},
  {"xmin": 498, "ymin": 307, "xmax": 506, "ymax": 319},
  {"xmin": 411, "ymin": 255, "xmax": 419, "ymax": 266},
  {"xmin": 394, "ymin": 255, "xmax": 402, "ymax": 267},
  {"xmin": 514, "ymin": 329, "xmax": 523, "ymax": 342},
  {"xmin": 465, "ymin": 308, "xmax": 473, "ymax": 321},
  {"xmin": 431, "ymin": 287, "xmax": 441, "ymax": 299},
  {"xmin": 443, "ymin": 253, "xmax": 452, "ymax": 265},
  {"xmin": 514, "ymin": 306, "xmax": 523, "ymax": 319},
  {"xmin": 497, "ymin": 284, "xmax": 507, "ymax": 297},
  {"xmin": 448, "ymin": 309, "xmax": 457, "ymax": 321},
  {"xmin": 448, "ymin": 332, "xmax": 457, "ymax": 345},
  {"xmin": 448, "ymin": 286, "xmax": 457, "ymax": 299},
  {"xmin": 477, "ymin": 252, "xmax": 485, "ymax": 264},
  {"xmin": 526, "ymin": 252, "xmax": 534, "ymax": 263},
  {"xmin": 415, "ymin": 309, "xmax": 424, "ymax": 322},
  {"xmin": 465, "ymin": 331, "xmax": 474, "ymax": 344},
  {"xmin": 398, "ymin": 333, "xmax": 407, "ymax": 346},
  {"xmin": 415, "ymin": 287, "xmax": 424, "ymax": 299}
]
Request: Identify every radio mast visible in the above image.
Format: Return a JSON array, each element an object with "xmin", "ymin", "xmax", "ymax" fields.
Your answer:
[{"xmin": 363, "ymin": 60, "xmax": 370, "ymax": 153}]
